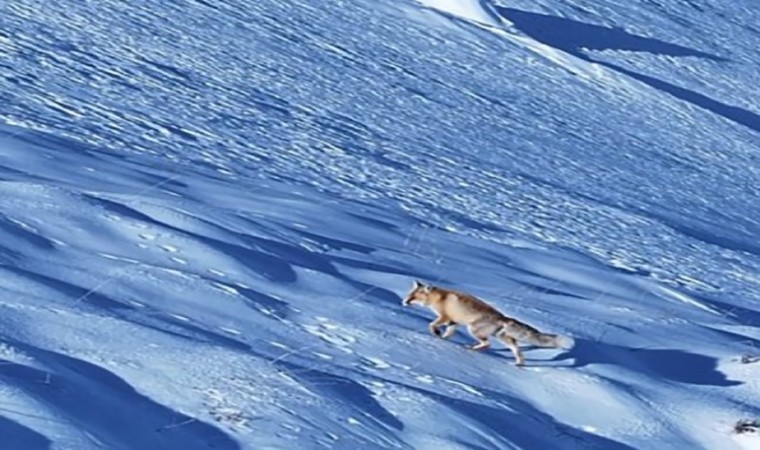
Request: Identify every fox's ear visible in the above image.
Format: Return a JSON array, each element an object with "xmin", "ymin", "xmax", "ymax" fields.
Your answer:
[{"xmin": 414, "ymin": 279, "xmax": 423, "ymax": 288}]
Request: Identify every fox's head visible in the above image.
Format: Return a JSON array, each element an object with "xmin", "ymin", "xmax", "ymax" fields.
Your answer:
[{"xmin": 403, "ymin": 280, "xmax": 433, "ymax": 306}]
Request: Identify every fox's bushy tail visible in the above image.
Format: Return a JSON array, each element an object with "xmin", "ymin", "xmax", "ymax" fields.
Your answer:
[
  {"xmin": 528, "ymin": 332, "xmax": 575, "ymax": 349},
  {"xmin": 497, "ymin": 319, "xmax": 575, "ymax": 349}
]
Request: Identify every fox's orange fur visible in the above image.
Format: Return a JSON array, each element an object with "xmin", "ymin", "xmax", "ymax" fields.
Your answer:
[{"xmin": 403, "ymin": 280, "xmax": 573, "ymax": 366}]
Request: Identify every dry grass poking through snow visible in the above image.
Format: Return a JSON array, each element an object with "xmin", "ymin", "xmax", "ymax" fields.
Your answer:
[{"xmin": 733, "ymin": 419, "xmax": 759, "ymax": 434}]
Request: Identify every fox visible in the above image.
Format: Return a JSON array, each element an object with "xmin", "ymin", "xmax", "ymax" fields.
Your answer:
[{"xmin": 402, "ymin": 280, "xmax": 574, "ymax": 366}]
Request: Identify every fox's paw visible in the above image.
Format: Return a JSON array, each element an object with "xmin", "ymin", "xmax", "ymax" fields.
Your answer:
[{"xmin": 464, "ymin": 344, "xmax": 488, "ymax": 351}]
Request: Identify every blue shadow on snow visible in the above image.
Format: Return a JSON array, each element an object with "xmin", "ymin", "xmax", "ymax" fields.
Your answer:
[
  {"xmin": 0, "ymin": 339, "xmax": 239, "ymax": 450},
  {"xmin": 497, "ymin": 9, "xmax": 760, "ymax": 135},
  {"xmin": 552, "ymin": 338, "xmax": 740, "ymax": 387},
  {"xmin": 390, "ymin": 380, "xmax": 635, "ymax": 450},
  {"xmin": 277, "ymin": 360, "xmax": 404, "ymax": 433},
  {"xmin": 0, "ymin": 416, "xmax": 52, "ymax": 450},
  {"xmin": 596, "ymin": 60, "xmax": 760, "ymax": 135},
  {"xmin": 496, "ymin": 8, "xmax": 724, "ymax": 60}
]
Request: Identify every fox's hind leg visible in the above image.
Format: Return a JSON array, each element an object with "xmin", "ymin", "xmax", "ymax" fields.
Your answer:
[{"xmin": 500, "ymin": 335, "xmax": 525, "ymax": 366}]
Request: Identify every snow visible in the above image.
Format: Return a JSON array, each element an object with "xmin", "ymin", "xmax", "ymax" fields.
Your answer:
[
  {"xmin": 416, "ymin": 0, "xmax": 502, "ymax": 26},
  {"xmin": 1, "ymin": 0, "xmax": 760, "ymax": 448}
]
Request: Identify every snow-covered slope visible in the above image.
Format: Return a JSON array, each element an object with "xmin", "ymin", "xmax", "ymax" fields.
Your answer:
[
  {"xmin": 1, "ymin": 0, "xmax": 760, "ymax": 448},
  {"xmin": 417, "ymin": 0, "xmax": 502, "ymax": 26}
]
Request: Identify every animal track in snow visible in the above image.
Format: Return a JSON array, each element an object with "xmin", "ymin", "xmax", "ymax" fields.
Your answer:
[
  {"xmin": 219, "ymin": 327, "xmax": 242, "ymax": 336},
  {"xmin": 208, "ymin": 268, "xmax": 226, "ymax": 277},
  {"xmin": 440, "ymin": 377, "xmax": 483, "ymax": 396},
  {"xmin": 211, "ymin": 282, "xmax": 240, "ymax": 296},
  {"xmin": 303, "ymin": 321, "xmax": 357, "ymax": 353},
  {"xmin": 363, "ymin": 357, "xmax": 391, "ymax": 369},
  {"xmin": 415, "ymin": 375, "xmax": 435, "ymax": 384},
  {"xmin": 169, "ymin": 313, "xmax": 191, "ymax": 322}
]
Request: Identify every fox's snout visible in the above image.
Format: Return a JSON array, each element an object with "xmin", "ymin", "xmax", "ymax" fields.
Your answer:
[
  {"xmin": 403, "ymin": 295, "xmax": 426, "ymax": 306},
  {"xmin": 403, "ymin": 280, "xmax": 431, "ymax": 306}
]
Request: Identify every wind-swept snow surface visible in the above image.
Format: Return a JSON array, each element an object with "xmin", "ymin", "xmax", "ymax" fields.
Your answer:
[{"xmin": 1, "ymin": 0, "xmax": 760, "ymax": 449}]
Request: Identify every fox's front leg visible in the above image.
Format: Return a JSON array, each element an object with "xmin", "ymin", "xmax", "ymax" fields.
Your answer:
[
  {"xmin": 429, "ymin": 316, "xmax": 451, "ymax": 337},
  {"xmin": 440, "ymin": 322, "xmax": 457, "ymax": 339},
  {"xmin": 466, "ymin": 338, "xmax": 491, "ymax": 351},
  {"xmin": 465, "ymin": 323, "xmax": 491, "ymax": 351}
]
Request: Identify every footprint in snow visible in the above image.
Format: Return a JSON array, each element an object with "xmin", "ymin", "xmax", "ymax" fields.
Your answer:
[
  {"xmin": 211, "ymin": 282, "xmax": 239, "ymax": 296},
  {"xmin": 362, "ymin": 357, "xmax": 391, "ymax": 369},
  {"xmin": 169, "ymin": 313, "xmax": 191, "ymax": 322},
  {"xmin": 415, "ymin": 375, "xmax": 435, "ymax": 384},
  {"xmin": 440, "ymin": 378, "xmax": 483, "ymax": 396},
  {"xmin": 303, "ymin": 323, "xmax": 356, "ymax": 353},
  {"xmin": 219, "ymin": 327, "xmax": 242, "ymax": 336}
]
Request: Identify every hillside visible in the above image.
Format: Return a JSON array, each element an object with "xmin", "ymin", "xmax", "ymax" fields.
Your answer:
[{"xmin": 1, "ymin": 0, "xmax": 760, "ymax": 448}]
